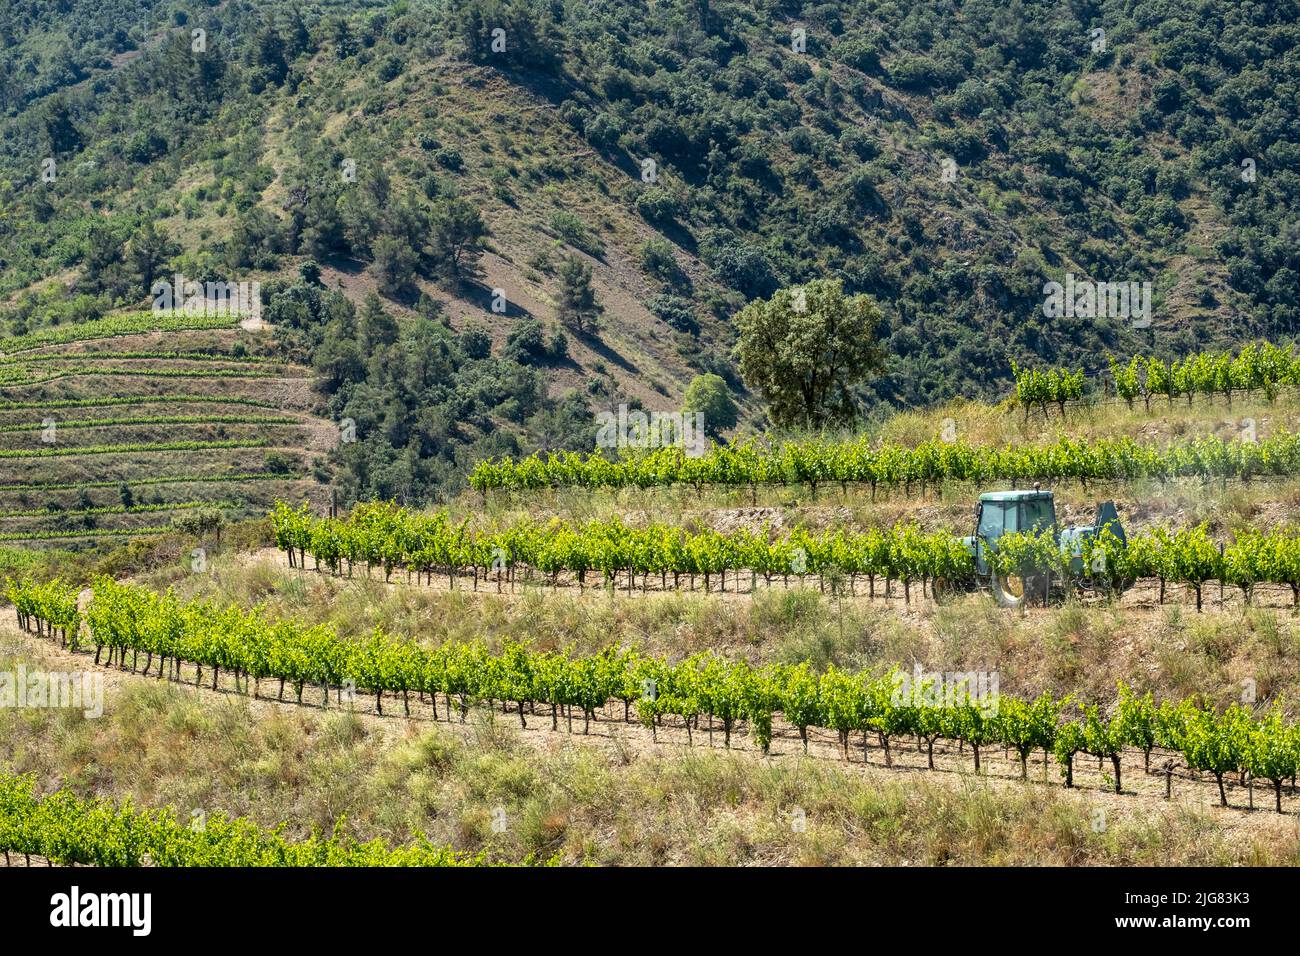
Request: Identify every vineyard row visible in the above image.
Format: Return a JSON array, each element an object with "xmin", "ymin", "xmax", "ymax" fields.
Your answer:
[
  {"xmin": 0, "ymin": 473, "xmax": 305, "ymax": 493},
  {"xmin": 0, "ymin": 500, "xmax": 233, "ymax": 520},
  {"xmin": 0, "ymin": 312, "xmax": 242, "ymax": 355},
  {"xmin": 1011, "ymin": 341, "xmax": 1299, "ymax": 418},
  {"xmin": 0, "ymin": 365, "xmax": 280, "ymax": 387},
  {"xmin": 0, "ymin": 415, "xmax": 296, "ymax": 434},
  {"xmin": 0, "ymin": 527, "xmax": 169, "ymax": 542},
  {"xmin": 11, "ymin": 577, "xmax": 1299, "ymax": 810},
  {"xmin": 0, "ymin": 439, "xmax": 271, "ymax": 459},
  {"xmin": 0, "ymin": 395, "xmax": 280, "ymax": 412},
  {"xmin": 271, "ymin": 502, "xmax": 1300, "ymax": 611},
  {"xmin": 468, "ymin": 432, "xmax": 1300, "ymax": 496},
  {"xmin": 0, "ymin": 772, "xmax": 480, "ymax": 867}
]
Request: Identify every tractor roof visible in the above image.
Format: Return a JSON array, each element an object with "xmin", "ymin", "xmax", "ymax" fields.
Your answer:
[{"xmin": 978, "ymin": 490, "xmax": 1055, "ymax": 503}]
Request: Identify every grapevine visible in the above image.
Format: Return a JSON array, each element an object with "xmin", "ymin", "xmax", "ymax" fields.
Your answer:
[
  {"xmin": 0, "ymin": 772, "xmax": 482, "ymax": 867},
  {"xmin": 10, "ymin": 576, "xmax": 1298, "ymax": 811},
  {"xmin": 468, "ymin": 432, "xmax": 1300, "ymax": 498}
]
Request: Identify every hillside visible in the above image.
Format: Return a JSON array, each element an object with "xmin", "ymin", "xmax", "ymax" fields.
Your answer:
[{"xmin": 1, "ymin": 0, "xmax": 1297, "ymax": 505}]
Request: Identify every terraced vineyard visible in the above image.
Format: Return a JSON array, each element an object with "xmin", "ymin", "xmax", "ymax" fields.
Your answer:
[{"xmin": 0, "ymin": 312, "xmax": 334, "ymax": 544}]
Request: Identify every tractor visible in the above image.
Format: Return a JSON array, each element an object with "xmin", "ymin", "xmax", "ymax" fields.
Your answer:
[{"xmin": 939, "ymin": 488, "xmax": 1132, "ymax": 608}]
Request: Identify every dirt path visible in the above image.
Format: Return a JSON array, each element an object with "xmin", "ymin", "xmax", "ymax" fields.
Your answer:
[{"xmin": 6, "ymin": 616, "xmax": 1298, "ymax": 835}]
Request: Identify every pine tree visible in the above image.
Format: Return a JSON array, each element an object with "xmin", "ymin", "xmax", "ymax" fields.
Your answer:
[{"xmin": 557, "ymin": 255, "xmax": 600, "ymax": 334}]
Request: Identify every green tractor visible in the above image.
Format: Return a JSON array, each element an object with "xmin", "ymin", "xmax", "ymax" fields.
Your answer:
[{"xmin": 941, "ymin": 488, "xmax": 1131, "ymax": 608}]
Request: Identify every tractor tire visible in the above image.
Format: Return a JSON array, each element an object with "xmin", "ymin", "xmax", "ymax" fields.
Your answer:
[
  {"xmin": 991, "ymin": 572, "xmax": 1025, "ymax": 608},
  {"xmin": 992, "ymin": 572, "xmax": 1048, "ymax": 608}
]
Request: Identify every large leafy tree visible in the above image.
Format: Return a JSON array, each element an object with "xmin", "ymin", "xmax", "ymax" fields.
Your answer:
[
  {"xmin": 682, "ymin": 373, "xmax": 738, "ymax": 439},
  {"xmin": 733, "ymin": 279, "xmax": 885, "ymax": 429}
]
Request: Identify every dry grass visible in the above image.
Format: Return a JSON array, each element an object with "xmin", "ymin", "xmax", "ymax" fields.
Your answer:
[
  {"xmin": 3, "ymin": 631, "xmax": 1297, "ymax": 866},
  {"xmin": 139, "ymin": 551, "xmax": 1300, "ymax": 714}
]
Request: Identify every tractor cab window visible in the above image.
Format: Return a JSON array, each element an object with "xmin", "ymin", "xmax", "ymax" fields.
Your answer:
[
  {"xmin": 1020, "ymin": 498, "xmax": 1055, "ymax": 533},
  {"xmin": 978, "ymin": 502, "xmax": 1012, "ymax": 538}
]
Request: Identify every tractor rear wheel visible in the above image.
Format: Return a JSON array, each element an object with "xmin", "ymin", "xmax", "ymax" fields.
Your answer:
[
  {"xmin": 991, "ymin": 572, "xmax": 1026, "ymax": 608},
  {"xmin": 992, "ymin": 572, "xmax": 1050, "ymax": 608},
  {"xmin": 993, "ymin": 572, "xmax": 1055, "ymax": 608}
]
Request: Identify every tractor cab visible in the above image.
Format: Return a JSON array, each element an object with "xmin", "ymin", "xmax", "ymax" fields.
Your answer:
[{"xmin": 963, "ymin": 489, "xmax": 1057, "ymax": 576}]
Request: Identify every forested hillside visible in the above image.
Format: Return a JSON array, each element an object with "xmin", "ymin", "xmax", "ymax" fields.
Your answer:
[{"xmin": 2, "ymin": 0, "xmax": 1297, "ymax": 502}]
